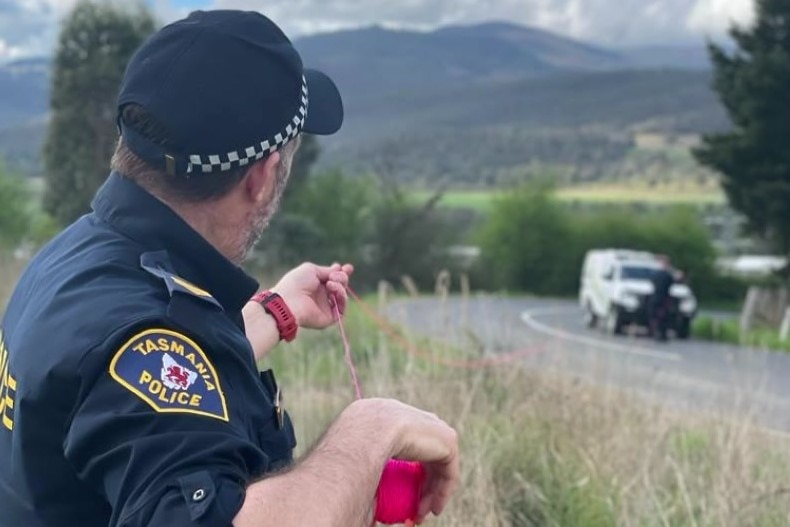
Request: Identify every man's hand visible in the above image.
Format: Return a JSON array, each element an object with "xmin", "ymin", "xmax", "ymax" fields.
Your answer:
[
  {"xmin": 243, "ymin": 262, "xmax": 353, "ymax": 360},
  {"xmin": 236, "ymin": 397, "xmax": 460, "ymax": 527},
  {"xmin": 272, "ymin": 262, "xmax": 354, "ymax": 329},
  {"xmin": 342, "ymin": 398, "xmax": 461, "ymax": 524}
]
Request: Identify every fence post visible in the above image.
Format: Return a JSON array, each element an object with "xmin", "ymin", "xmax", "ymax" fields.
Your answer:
[
  {"xmin": 460, "ymin": 273, "xmax": 471, "ymax": 329},
  {"xmin": 740, "ymin": 286, "xmax": 759, "ymax": 337},
  {"xmin": 435, "ymin": 270, "xmax": 451, "ymax": 335},
  {"xmin": 400, "ymin": 275, "xmax": 420, "ymax": 298},
  {"xmin": 780, "ymin": 308, "xmax": 790, "ymax": 342}
]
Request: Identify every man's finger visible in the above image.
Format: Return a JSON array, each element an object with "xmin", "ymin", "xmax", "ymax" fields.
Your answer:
[
  {"xmin": 326, "ymin": 281, "xmax": 343, "ymax": 295},
  {"xmin": 326, "ymin": 283, "xmax": 348, "ymax": 314},
  {"xmin": 328, "ymin": 271, "xmax": 349, "ymax": 286},
  {"xmin": 430, "ymin": 457, "xmax": 460, "ymax": 516},
  {"xmin": 336, "ymin": 290, "xmax": 347, "ymax": 315},
  {"xmin": 417, "ymin": 477, "xmax": 436, "ymax": 521},
  {"xmin": 315, "ymin": 263, "xmax": 354, "ymax": 284},
  {"xmin": 326, "ymin": 282, "xmax": 346, "ymax": 300},
  {"xmin": 314, "ymin": 264, "xmax": 339, "ymax": 282}
]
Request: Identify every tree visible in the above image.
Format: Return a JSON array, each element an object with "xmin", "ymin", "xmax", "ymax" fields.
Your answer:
[
  {"xmin": 43, "ymin": 1, "xmax": 155, "ymax": 225},
  {"xmin": 694, "ymin": 0, "xmax": 790, "ymax": 255}
]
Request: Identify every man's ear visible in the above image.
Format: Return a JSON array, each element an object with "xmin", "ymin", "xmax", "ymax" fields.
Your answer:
[{"xmin": 245, "ymin": 151, "xmax": 281, "ymax": 204}]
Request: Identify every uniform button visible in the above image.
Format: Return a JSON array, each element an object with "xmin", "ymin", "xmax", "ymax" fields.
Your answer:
[{"xmin": 192, "ymin": 489, "xmax": 206, "ymax": 502}]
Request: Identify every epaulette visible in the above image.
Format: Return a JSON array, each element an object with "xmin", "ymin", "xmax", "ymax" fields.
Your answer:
[{"xmin": 140, "ymin": 251, "xmax": 222, "ymax": 311}]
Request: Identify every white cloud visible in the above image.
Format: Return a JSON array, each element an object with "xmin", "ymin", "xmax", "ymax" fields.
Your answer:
[
  {"xmin": 687, "ymin": 0, "xmax": 756, "ymax": 36},
  {"xmin": 0, "ymin": 38, "xmax": 25, "ymax": 60},
  {"xmin": 0, "ymin": 0, "xmax": 760, "ymax": 63},
  {"xmin": 0, "ymin": 0, "xmax": 79, "ymax": 61},
  {"xmin": 212, "ymin": 0, "xmax": 756, "ymax": 46}
]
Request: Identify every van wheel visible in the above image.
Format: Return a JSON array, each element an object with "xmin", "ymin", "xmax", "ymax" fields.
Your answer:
[
  {"xmin": 584, "ymin": 304, "xmax": 598, "ymax": 329},
  {"xmin": 606, "ymin": 307, "xmax": 624, "ymax": 335}
]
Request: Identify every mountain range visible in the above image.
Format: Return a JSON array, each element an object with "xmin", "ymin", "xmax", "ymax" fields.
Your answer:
[{"xmin": 0, "ymin": 21, "xmax": 725, "ymax": 183}]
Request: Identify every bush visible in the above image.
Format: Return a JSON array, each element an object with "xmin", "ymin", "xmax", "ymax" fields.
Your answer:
[
  {"xmin": 256, "ymin": 172, "xmax": 456, "ymax": 291},
  {"xmin": 288, "ymin": 170, "xmax": 375, "ymax": 264},
  {"xmin": 360, "ymin": 185, "xmax": 457, "ymax": 289},
  {"xmin": 256, "ymin": 171, "xmax": 374, "ymax": 269},
  {"xmin": 477, "ymin": 181, "xmax": 730, "ymax": 302},
  {"xmin": 575, "ymin": 206, "xmax": 723, "ymax": 301},
  {"xmin": 477, "ymin": 181, "xmax": 581, "ymax": 295}
]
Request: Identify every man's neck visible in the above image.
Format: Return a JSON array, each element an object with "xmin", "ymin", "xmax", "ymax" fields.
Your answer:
[{"xmin": 163, "ymin": 198, "xmax": 246, "ymax": 264}]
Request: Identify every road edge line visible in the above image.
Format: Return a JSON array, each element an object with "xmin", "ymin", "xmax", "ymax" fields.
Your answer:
[{"xmin": 521, "ymin": 308, "xmax": 682, "ymax": 362}]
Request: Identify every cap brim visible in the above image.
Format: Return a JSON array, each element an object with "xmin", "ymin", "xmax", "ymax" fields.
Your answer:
[{"xmin": 303, "ymin": 69, "xmax": 344, "ymax": 135}]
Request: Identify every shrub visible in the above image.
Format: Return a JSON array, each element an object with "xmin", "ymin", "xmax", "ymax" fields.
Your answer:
[
  {"xmin": 477, "ymin": 181, "xmax": 580, "ymax": 295},
  {"xmin": 257, "ymin": 173, "xmax": 456, "ymax": 291},
  {"xmin": 360, "ymin": 184, "xmax": 458, "ymax": 289},
  {"xmin": 256, "ymin": 171, "xmax": 374, "ymax": 270},
  {"xmin": 477, "ymin": 182, "xmax": 730, "ymax": 302}
]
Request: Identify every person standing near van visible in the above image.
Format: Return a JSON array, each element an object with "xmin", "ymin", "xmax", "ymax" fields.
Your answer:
[{"xmin": 649, "ymin": 256, "xmax": 676, "ymax": 341}]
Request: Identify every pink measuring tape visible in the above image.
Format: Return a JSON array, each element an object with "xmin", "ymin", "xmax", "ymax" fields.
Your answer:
[{"xmin": 332, "ymin": 296, "xmax": 425, "ymax": 526}]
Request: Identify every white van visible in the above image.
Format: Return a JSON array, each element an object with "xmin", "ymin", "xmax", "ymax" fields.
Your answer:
[{"xmin": 579, "ymin": 249, "xmax": 697, "ymax": 338}]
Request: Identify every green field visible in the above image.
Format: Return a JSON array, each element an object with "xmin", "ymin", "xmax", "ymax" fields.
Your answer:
[
  {"xmin": 414, "ymin": 183, "xmax": 725, "ymax": 211},
  {"xmin": 556, "ymin": 183, "xmax": 725, "ymax": 205}
]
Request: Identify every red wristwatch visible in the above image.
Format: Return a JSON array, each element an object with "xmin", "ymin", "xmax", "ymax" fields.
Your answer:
[{"xmin": 252, "ymin": 291, "xmax": 298, "ymax": 342}]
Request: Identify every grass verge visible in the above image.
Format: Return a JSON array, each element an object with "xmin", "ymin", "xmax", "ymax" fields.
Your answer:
[
  {"xmin": 693, "ymin": 316, "xmax": 790, "ymax": 353},
  {"xmin": 264, "ymin": 300, "xmax": 790, "ymax": 526}
]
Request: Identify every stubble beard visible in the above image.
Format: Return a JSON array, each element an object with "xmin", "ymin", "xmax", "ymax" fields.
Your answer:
[{"xmin": 239, "ymin": 154, "xmax": 292, "ymax": 262}]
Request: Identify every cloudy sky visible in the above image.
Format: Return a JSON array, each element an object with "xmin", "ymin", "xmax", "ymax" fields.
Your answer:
[{"xmin": 0, "ymin": 0, "xmax": 756, "ymax": 63}]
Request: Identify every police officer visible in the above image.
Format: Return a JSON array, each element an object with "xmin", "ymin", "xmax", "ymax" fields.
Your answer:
[
  {"xmin": 0, "ymin": 10, "xmax": 459, "ymax": 527},
  {"xmin": 649, "ymin": 255, "xmax": 676, "ymax": 342}
]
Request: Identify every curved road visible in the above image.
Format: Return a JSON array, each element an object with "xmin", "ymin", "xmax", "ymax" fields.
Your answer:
[{"xmin": 387, "ymin": 297, "xmax": 790, "ymax": 434}]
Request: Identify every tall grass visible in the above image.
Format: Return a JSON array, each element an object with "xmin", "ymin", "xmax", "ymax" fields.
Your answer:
[
  {"xmin": 267, "ymin": 301, "xmax": 790, "ymax": 526},
  {"xmin": 694, "ymin": 316, "xmax": 790, "ymax": 354}
]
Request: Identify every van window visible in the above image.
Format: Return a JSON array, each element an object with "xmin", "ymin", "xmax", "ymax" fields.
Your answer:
[{"xmin": 621, "ymin": 266, "xmax": 657, "ymax": 280}]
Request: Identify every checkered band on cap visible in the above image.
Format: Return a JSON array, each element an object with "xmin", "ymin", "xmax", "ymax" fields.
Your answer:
[{"xmin": 186, "ymin": 77, "xmax": 308, "ymax": 174}]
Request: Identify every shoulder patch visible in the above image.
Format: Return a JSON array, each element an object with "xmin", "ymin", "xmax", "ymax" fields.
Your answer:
[
  {"xmin": 140, "ymin": 251, "xmax": 222, "ymax": 310},
  {"xmin": 109, "ymin": 328, "xmax": 229, "ymax": 422}
]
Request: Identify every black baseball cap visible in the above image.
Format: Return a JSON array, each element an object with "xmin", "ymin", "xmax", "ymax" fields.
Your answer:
[{"xmin": 117, "ymin": 10, "xmax": 343, "ymax": 176}]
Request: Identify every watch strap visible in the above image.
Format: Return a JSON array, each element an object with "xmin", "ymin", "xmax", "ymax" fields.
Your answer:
[{"xmin": 252, "ymin": 291, "xmax": 298, "ymax": 342}]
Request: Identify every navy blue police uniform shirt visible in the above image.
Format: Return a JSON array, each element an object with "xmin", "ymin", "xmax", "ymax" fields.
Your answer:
[{"xmin": 0, "ymin": 172, "xmax": 296, "ymax": 527}]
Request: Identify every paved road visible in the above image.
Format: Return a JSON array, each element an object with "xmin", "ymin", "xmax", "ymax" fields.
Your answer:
[{"xmin": 386, "ymin": 297, "xmax": 790, "ymax": 434}]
